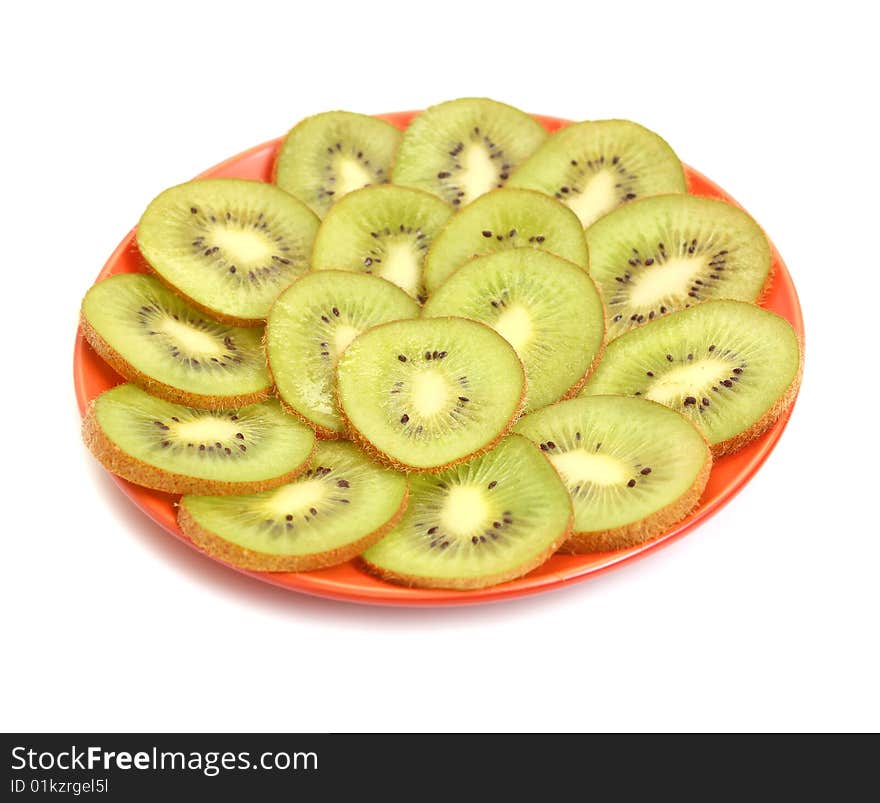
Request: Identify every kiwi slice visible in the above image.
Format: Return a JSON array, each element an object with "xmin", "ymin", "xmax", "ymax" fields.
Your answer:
[
  {"xmin": 515, "ymin": 396, "xmax": 711, "ymax": 552},
  {"xmin": 581, "ymin": 300, "xmax": 802, "ymax": 455},
  {"xmin": 310, "ymin": 185, "xmax": 452, "ymax": 300},
  {"xmin": 136, "ymin": 178, "xmax": 320, "ymax": 325},
  {"xmin": 587, "ymin": 195, "xmax": 772, "ymax": 340},
  {"xmin": 508, "ymin": 119, "xmax": 686, "ymax": 228},
  {"xmin": 81, "ymin": 273, "xmax": 270, "ymax": 409},
  {"xmin": 361, "ymin": 434, "xmax": 571, "ymax": 589},
  {"xmin": 178, "ymin": 441, "xmax": 408, "ymax": 572},
  {"xmin": 422, "ymin": 250, "xmax": 605, "ymax": 411},
  {"xmin": 392, "ymin": 97, "xmax": 548, "ymax": 207},
  {"xmin": 82, "ymin": 384, "xmax": 315, "ymax": 495},
  {"xmin": 423, "ymin": 188, "xmax": 588, "ymax": 293},
  {"xmin": 266, "ymin": 271, "xmax": 420, "ymax": 437},
  {"xmin": 273, "ymin": 111, "xmax": 402, "ymax": 217},
  {"xmin": 336, "ymin": 317, "xmax": 525, "ymax": 472}
]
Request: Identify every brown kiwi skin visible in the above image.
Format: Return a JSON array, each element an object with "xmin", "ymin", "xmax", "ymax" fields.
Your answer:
[
  {"xmin": 177, "ymin": 486, "xmax": 409, "ymax": 572},
  {"xmin": 560, "ymin": 446, "xmax": 712, "ymax": 554},
  {"xmin": 710, "ymin": 339, "xmax": 803, "ymax": 457},
  {"xmin": 80, "ymin": 315, "xmax": 271, "ymax": 411},
  {"xmin": 358, "ymin": 443, "xmax": 574, "ymax": 589},
  {"xmin": 334, "ymin": 316, "xmax": 528, "ymax": 473},
  {"xmin": 82, "ymin": 400, "xmax": 315, "ymax": 496}
]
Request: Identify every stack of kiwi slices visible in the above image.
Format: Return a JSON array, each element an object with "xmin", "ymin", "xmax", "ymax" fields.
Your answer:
[{"xmin": 80, "ymin": 97, "xmax": 802, "ymax": 592}]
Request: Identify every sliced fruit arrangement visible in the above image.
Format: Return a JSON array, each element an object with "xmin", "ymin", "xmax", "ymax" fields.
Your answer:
[
  {"xmin": 581, "ymin": 300, "xmax": 802, "ymax": 456},
  {"xmin": 508, "ymin": 119, "xmax": 686, "ymax": 228},
  {"xmin": 266, "ymin": 271, "xmax": 420, "ymax": 437},
  {"xmin": 422, "ymin": 250, "xmax": 605, "ymax": 411},
  {"xmin": 82, "ymin": 384, "xmax": 315, "ymax": 495},
  {"xmin": 179, "ymin": 441, "xmax": 408, "ymax": 572},
  {"xmin": 361, "ymin": 435, "xmax": 571, "ymax": 589},
  {"xmin": 587, "ymin": 195, "xmax": 772, "ymax": 340},
  {"xmin": 515, "ymin": 397, "xmax": 711, "ymax": 552},
  {"xmin": 423, "ymin": 188, "xmax": 588, "ymax": 292},
  {"xmin": 80, "ymin": 98, "xmax": 802, "ymax": 592},
  {"xmin": 336, "ymin": 317, "xmax": 525, "ymax": 471},
  {"xmin": 273, "ymin": 111, "xmax": 402, "ymax": 217},
  {"xmin": 137, "ymin": 178, "xmax": 320, "ymax": 325},
  {"xmin": 81, "ymin": 273, "xmax": 270, "ymax": 409},
  {"xmin": 310, "ymin": 185, "xmax": 452, "ymax": 301},
  {"xmin": 392, "ymin": 97, "xmax": 547, "ymax": 207}
]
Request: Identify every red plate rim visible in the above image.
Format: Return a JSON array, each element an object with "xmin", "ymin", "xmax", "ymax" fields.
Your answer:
[{"xmin": 73, "ymin": 111, "xmax": 804, "ymax": 607}]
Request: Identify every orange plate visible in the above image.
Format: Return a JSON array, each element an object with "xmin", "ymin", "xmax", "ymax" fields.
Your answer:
[{"xmin": 73, "ymin": 111, "xmax": 804, "ymax": 607}]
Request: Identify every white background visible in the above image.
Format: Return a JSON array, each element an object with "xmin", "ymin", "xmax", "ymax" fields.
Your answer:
[{"xmin": 2, "ymin": 1, "xmax": 877, "ymax": 733}]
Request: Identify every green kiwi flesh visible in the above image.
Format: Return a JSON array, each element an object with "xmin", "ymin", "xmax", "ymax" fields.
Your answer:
[
  {"xmin": 336, "ymin": 317, "xmax": 525, "ymax": 471},
  {"xmin": 310, "ymin": 185, "xmax": 452, "ymax": 300},
  {"xmin": 361, "ymin": 434, "xmax": 571, "ymax": 589},
  {"xmin": 266, "ymin": 271, "xmax": 420, "ymax": 437},
  {"xmin": 136, "ymin": 178, "xmax": 320, "ymax": 324},
  {"xmin": 82, "ymin": 384, "xmax": 315, "ymax": 495},
  {"xmin": 508, "ymin": 119, "xmax": 686, "ymax": 228},
  {"xmin": 274, "ymin": 111, "xmax": 402, "ymax": 218},
  {"xmin": 587, "ymin": 195, "xmax": 772, "ymax": 340},
  {"xmin": 81, "ymin": 273, "xmax": 270, "ymax": 408},
  {"xmin": 514, "ymin": 396, "xmax": 710, "ymax": 551},
  {"xmin": 178, "ymin": 441, "xmax": 408, "ymax": 571},
  {"xmin": 423, "ymin": 188, "xmax": 588, "ymax": 293},
  {"xmin": 422, "ymin": 250, "xmax": 605, "ymax": 411},
  {"xmin": 392, "ymin": 97, "xmax": 548, "ymax": 207},
  {"xmin": 581, "ymin": 300, "xmax": 801, "ymax": 455}
]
